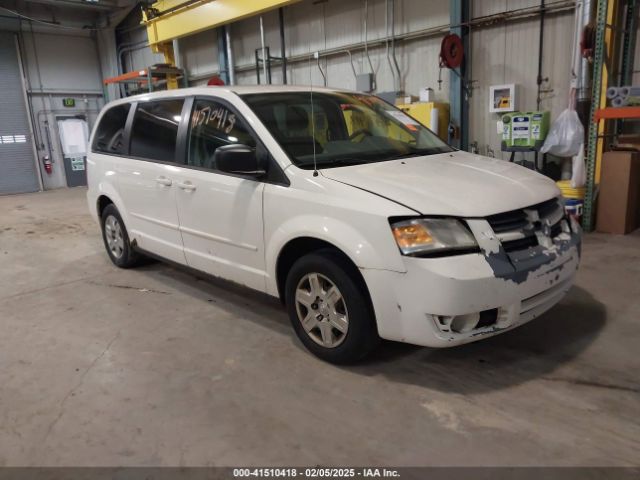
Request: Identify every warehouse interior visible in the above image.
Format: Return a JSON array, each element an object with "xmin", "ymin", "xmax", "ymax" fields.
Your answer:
[{"xmin": 0, "ymin": 0, "xmax": 639, "ymax": 471}]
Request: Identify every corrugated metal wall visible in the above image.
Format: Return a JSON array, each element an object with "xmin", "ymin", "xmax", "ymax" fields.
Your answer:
[
  {"xmin": 124, "ymin": 0, "xmax": 578, "ymax": 156},
  {"xmin": 164, "ymin": 0, "xmax": 451, "ymax": 102}
]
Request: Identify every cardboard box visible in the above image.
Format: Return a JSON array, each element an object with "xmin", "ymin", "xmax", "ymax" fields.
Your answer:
[
  {"xmin": 596, "ymin": 151, "xmax": 640, "ymax": 234},
  {"xmin": 419, "ymin": 87, "xmax": 435, "ymax": 102},
  {"xmin": 401, "ymin": 96, "xmax": 416, "ymax": 105}
]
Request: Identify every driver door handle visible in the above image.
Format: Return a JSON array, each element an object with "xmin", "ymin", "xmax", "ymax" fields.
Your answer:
[
  {"xmin": 177, "ymin": 181, "xmax": 197, "ymax": 192},
  {"xmin": 156, "ymin": 176, "xmax": 172, "ymax": 186}
]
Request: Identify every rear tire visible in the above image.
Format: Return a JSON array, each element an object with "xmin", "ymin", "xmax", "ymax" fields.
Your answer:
[
  {"xmin": 100, "ymin": 204, "xmax": 139, "ymax": 268},
  {"xmin": 285, "ymin": 250, "xmax": 380, "ymax": 364}
]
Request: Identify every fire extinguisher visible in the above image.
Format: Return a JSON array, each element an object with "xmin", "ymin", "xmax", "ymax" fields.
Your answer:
[{"xmin": 42, "ymin": 155, "xmax": 53, "ymax": 175}]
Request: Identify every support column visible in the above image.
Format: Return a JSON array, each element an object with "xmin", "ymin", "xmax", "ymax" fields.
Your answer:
[
  {"xmin": 449, "ymin": 0, "xmax": 470, "ymax": 151},
  {"xmin": 217, "ymin": 27, "xmax": 230, "ymax": 85},
  {"xmin": 620, "ymin": 0, "xmax": 638, "ymax": 87},
  {"xmin": 157, "ymin": 42, "xmax": 179, "ymax": 90}
]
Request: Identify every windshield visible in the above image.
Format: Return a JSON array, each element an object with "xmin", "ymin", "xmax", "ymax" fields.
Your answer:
[{"xmin": 241, "ymin": 91, "xmax": 454, "ymax": 169}]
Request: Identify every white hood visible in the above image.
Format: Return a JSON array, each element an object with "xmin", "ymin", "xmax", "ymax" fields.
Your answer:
[{"xmin": 320, "ymin": 151, "xmax": 560, "ymax": 217}]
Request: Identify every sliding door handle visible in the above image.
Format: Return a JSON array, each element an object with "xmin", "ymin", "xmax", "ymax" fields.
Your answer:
[
  {"xmin": 156, "ymin": 176, "xmax": 172, "ymax": 186},
  {"xmin": 177, "ymin": 181, "xmax": 196, "ymax": 192}
]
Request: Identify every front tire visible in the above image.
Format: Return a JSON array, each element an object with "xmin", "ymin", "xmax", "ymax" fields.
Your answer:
[
  {"xmin": 100, "ymin": 204, "xmax": 139, "ymax": 268},
  {"xmin": 285, "ymin": 250, "xmax": 379, "ymax": 364}
]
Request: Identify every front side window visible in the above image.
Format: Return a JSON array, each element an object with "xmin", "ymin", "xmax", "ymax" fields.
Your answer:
[
  {"xmin": 130, "ymin": 99, "xmax": 184, "ymax": 163},
  {"xmin": 187, "ymin": 99, "xmax": 256, "ymax": 170},
  {"xmin": 92, "ymin": 103, "xmax": 131, "ymax": 155},
  {"xmin": 242, "ymin": 92, "xmax": 453, "ymax": 169}
]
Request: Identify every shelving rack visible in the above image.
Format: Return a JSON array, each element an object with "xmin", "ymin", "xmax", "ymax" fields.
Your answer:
[
  {"xmin": 583, "ymin": 0, "xmax": 638, "ymax": 231},
  {"xmin": 102, "ymin": 65, "xmax": 186, "ymax": 101}
]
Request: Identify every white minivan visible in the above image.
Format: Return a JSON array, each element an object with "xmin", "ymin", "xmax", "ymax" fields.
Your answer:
[{"xmin": 87, "ymin": 85, "xmax": 581, "ymax": 363}]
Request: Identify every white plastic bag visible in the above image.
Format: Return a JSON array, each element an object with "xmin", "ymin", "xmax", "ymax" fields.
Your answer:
[
  {"xmin": 540, "ymin": 108, "xmax": 585, "ymax": 157},
  {"xmin": 571, "ymin": 143, "xmax": 586, "ymax": 188}
]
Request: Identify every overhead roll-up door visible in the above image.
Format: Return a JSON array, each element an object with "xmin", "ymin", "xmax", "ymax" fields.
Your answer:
[{"xmin": 0, "ymin": 32, "xmax": 39, "ymax": 195}]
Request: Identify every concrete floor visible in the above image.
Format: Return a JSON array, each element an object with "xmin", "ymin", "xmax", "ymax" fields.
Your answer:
[{"xmin": 0, "ymin": 187, "xmax": 638, "ymax": 467}]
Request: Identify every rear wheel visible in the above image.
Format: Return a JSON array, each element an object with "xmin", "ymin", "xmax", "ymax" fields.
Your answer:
[
  {"xmin": 100, "ymin": 204, "xmax": 139, "ymax": 268},
  {"xmin": 285, "ymin": 250, "xmax": 379, "ymax": 364}
]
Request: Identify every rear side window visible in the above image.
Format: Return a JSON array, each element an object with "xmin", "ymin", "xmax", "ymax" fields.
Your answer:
[
  {"xmin": 130, "ymin": 99, "xmax": 184, "ymax": 163},
  {"xmin": 92, "ymin": 103, "xmax": 131, "ymax": 155}
]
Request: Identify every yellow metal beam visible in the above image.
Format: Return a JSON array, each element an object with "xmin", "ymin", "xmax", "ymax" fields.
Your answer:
[
  {"xmin": 144, "ymin": 0, "xmax": 302, "ymax": 47},
  {"xmin": 156, "ymin": 43, "xmax": 179, "ymax": 89}
]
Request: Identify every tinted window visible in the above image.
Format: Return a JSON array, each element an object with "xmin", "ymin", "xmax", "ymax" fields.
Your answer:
[
  {"xmin": 130, "ymin": 99, "xmax": 184, "ymax": 163},
  {"xmin": 92, "ymin": 103, "xmax": 130, "ymax": 154},
  {"xmin": 187, "ymin": 99, "xmax": 256, "ymax": 170}
]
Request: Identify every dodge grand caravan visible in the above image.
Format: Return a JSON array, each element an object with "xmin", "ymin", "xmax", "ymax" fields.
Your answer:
[{"xmin": 87, "ymin": 86, "xmax": 581, "ymax": 363}]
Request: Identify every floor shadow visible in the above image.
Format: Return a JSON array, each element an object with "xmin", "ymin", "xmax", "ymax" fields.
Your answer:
[
  {"xmin": 136, "ymin": 261, "xmax": 292, "ymax": 335},
  {"xmin": 137, "ymin": 262, "xmax": 606, "ymax": 394},
  {"xmin": 349, "ymin": 286, "xmax": 607, "ymax": 394}
]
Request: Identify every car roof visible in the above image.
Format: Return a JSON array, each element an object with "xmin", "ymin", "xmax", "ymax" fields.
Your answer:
[
  {"xmin": 230, "ymin": 85, "xmax": 355, "ymax": 95},
  {"xmin": 106, "ymin": 84, "xmax": 357, "ymax": 107}
]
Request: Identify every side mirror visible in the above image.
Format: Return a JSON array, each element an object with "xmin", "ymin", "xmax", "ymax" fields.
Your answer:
[{"xmin": 214, "ymin": 144, "xmax": 266, "ymax": 177}]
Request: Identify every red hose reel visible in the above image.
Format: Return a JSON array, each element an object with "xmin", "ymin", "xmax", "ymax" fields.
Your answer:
[{"xmin": 439, "ymin": 33, "xmax": 464, "ymax": 69}]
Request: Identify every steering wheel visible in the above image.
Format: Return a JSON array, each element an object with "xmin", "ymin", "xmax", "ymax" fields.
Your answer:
[
  {"xmin": 349, "ymin": 129, "xmax": 372, "ymax": 142},
  {"xmin": 106, "ymin": 128, "xmax": 124, "ymax": 152}
]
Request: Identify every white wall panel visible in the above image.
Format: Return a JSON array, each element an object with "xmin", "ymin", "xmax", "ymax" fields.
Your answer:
[
  {"xmin": 19, "ymin": 29, "xmax": 104, "ymax": 190},
  {"xmin": 473, "ymin": 0, "xmax": 540, "ymax": 17},
  {"xmin": 119, "ymin": 26, "xmax": 164, "ymax": 73},
  {"xmin": 180, "ymin": 29, "xmax": 220, "ymax": 78},
  {"xmin": 228, "ymin": 0, "xmax": 449, "ymax": 99},
  {"xmin": 22, "ymin": 32, "xmax": 102, "ymax": 92},
  {"xmin": 469, "ymin": 9, "xmax": 575, "ymax": 159}
]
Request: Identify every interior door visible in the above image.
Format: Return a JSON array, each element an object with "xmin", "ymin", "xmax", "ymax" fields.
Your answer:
[
  {"xmin": 116, "ymin": 99, "xmax": 187, "ymax": 264},
  {"xmin": 57, "ymin": 117, "xmax": 89, "ymax": 187},
  {"xmin": 173, "ymin": 97, "xmax": 266, "ymax": 292}
]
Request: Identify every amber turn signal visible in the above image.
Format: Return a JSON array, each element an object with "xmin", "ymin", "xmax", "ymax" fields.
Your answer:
[{"xmin": 392, "ymin": 223, "xmax": 434, "ymax": 250}]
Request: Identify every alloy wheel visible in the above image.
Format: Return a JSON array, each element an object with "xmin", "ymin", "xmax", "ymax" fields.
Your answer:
[
  {"xmin": 295, "ymin": 272, "xmax": 349, "ymax": 348},
  {"xmin": 104, "ymin": 215, "xmax": 124, "ymax": 259}
]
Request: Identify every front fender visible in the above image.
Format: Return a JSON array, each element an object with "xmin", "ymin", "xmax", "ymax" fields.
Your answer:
[{"xmin": 265, "ymin": 214, "xmax": 407, "ymax": 296}]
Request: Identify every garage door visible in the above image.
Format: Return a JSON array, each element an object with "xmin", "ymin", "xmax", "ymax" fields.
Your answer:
[{"xmin": 0, "ymin": 32, "xmax": 39, "ymax": 195}]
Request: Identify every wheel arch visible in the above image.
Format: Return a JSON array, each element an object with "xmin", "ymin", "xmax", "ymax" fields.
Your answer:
[
  {"xmin": 96, "ymin": 195, "xmax": 114, "ymax": 218},
  {"xmin": 92, "ymin": 181, "xmax": 130, "ymax": 228},
  {"xmin": 275, "ymin": 236, "xmax": 371, "ymax": 306}
]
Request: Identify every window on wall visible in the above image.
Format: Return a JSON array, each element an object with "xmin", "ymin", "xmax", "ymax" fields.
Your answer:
[
  {"xmin": 130, "ymin": 99, "xmax": 184, "ymax": 163},
  {"xmin": 92, "ymin": 103, "xmax": 131, "ymax": 155},
  {"xmin": 187, "ymin": 99, "xmax": 256, "ymax": 170}
]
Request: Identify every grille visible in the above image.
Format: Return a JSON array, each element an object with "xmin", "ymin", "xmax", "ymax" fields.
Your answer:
[
  {"xmin": 502, "ymin": 235, "xmax": 538, "ymax": 253},
  {"xmin": 487, "ymin": 198, "xmax": 565, "ymax": 253}
]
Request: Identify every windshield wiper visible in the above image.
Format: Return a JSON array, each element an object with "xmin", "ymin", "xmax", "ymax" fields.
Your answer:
[
  {"xmin": 304, "ymin": 149, "xmax": 447, "ymax": 169},
  {"xmin": 312, "ymin": 157, "xmax": 372, "ymax": 168},
  {"xmin": 386, "ymin": 148, "xmax": 446, "ymax": 160}
]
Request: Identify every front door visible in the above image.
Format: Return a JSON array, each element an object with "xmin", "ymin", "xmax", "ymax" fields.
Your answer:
[
  {"xmin": 173, "ymin": 97, "xmax": 266, "ymax": 291},
  {"xmin": 116, "ymin": 99, "xmax": 187, "ymax": 264}
]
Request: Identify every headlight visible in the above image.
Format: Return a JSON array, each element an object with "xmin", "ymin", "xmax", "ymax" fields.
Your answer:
[{"xmin": 390, "ymin": 218, "xmax": 478, "ymax": 256}]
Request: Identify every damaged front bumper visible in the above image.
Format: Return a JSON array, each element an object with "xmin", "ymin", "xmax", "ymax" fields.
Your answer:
[{"xmin": 362, "ymin": 222, "xmax": 581, "ymax": 348}]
